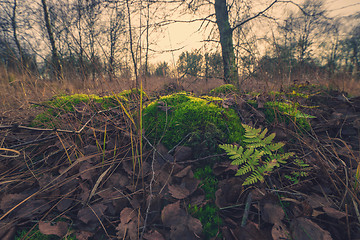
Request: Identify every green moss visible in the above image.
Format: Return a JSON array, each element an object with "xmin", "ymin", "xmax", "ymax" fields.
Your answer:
[
  {"xmin": 194, "ymin": 165, "xmax": 218, "ymax": 200},
  {"xmin": 118, "ymin": 88, "xmax": 148, "ymax": 102},
  {"xmin": 190, "ymin": 165, "xmax": 222, "ymax": 239},
  {"xmin": 209, "ymin": 84, "xmax": 237, "ymax": 96},
  {"xmin": 188, "ymin": 203, "xmax": 222, "ymax": 239},
  {"xmin": 264, "ymin": 101, "xmax": 314, "ymax": 130},
  {"xmin": 143, "ymin": 92, "xmax": 244, "ymax": 151},
  {"xmin": 15, "ymin": 225, "xmax": 76, "ymax": 240},
  {"xmin": 31, "ymin": 91, "xmax": 130, "ymax": 127},
  {"xmin": 248, "ymin": 100, "xmax": 314, "ymax": 131}
]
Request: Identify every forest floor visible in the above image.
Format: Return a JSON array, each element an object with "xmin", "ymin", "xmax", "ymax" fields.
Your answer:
[{"xmin": 0, "ymin": 78, "xmax": 360, "ymax": 240}]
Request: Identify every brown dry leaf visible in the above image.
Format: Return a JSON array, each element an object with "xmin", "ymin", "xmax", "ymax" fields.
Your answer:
[
  {"xmin": 272, "ymin": 222, "xmax": 290, "ymax": 240},
  {"xmin": 168, "ymin": 184, "xmax": 190, "ymax": 199},
  {"xmin": 78, "ymin": 203, "xmax": 107, "ymax": 224},
  {"xmin": 57, "ymin": 198, "xmax": 73, "ymax": 212},
  {"xmin": 215, "ymin": 189, "xmax": 226, "ymax": 208},
  {"xmin": 0, "ymin": 193, "xmax": 28, "ymax": 212},
  {"xmin": 79, "ymin": 182, "xmax": 90, "ymax": 202},
  {"xmin": 155, "ymin": 143, "xmax": 174, "ymax": 164},
  {"xmin": 104, "ymin": 172, "xmax": 129, "ymax": 189},
  {"xmin": 79, "ymin": 162, "xmax": 95, "ymax": 181},
  {"xmin": 290, "ymin": 217, "xmax": 333, "ymax": 240},
  {"xmin": 174, "ymin": 146, "xmax": 192, "ymax": 162},
  {"xmin": 232, "ymin": 221, "xmax": 269, "ymax": 240},
  {"xmin": 322, "ymin": 207, "xmax": 347, "ymax": 220},
  {"xmin": 161, "ymin": 201, "xmax": 183, "ymax": 226},
  {"xmin": 213, "ymin": 161, "xmax": 238, "ymax": 176},
  {"xmin": 161, "ymin": 201, "xmax": 202, "ymax": 239},
  {"xmin": 174, "ymin": 165, "xmax": 192, "ymax": 178},
  {"xmin": 116, "ymin": 207, "xmax": 143, "ymax": 240},
  {"xmin": 262, "ymin": 202, "xmax": 285, "ymax": 224},
  {"xmin": 143, "ymin": 230, "xmax": 165, "ymax": 240},
  {"xmin": 307, "ymin": 194, "xmax": 331, "ymax": 209},
  {"xmin": 0, "ymin": 227, "xmax": 15, "ymax": 240},
  {"xmin": 39, "ymin": 221, "xmax": 68, "ymax": 238},
  {"xmin": 15, "ymin": 199, "xmax": 50, "ymax": 219},
  {"xmin": 0, "ymin": 221, "xmax": 16, "ymax": 240},
  {"xmin": 76, "ymin": 230, "xmax": 94, "ymax": 240},
  {"xmin": 312, "ymin": 209, "xmax": 325, "ymax": 217},
  {"xmin": 169, "ymin": 174, "xmax": 200, "ymax": 200}
]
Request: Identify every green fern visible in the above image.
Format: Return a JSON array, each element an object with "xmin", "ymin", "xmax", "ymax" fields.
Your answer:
[
  {"xmin": 220, "ymin": 124, "xmax": 295, "ymax": 186},
  {"xmin": 284, "ymin": 158, "xmax": 310, "ymax": 184}
]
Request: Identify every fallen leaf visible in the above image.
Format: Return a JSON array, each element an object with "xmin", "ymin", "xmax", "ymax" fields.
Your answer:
[
  {"xmin": 39, "ymin": 221, "xmax": 68, "ymax": 238},
  {"xmin": 0, "ymin": 193, "xmax": 28, "ymax": 212},
  {"xmin": 322, "ymin": 207, "xmax": 347, "ymax": 220},
  {"xmin": 290, "ymin": 217, "xmax": 333, "ymax": 240},
  {"xmin": 76, "ymin": 231, "xmax": 94, "ymax": 240},
  {"xmin": 161, "ymin": 201, "xmax": 202, "ymax": 239},
  {"xmin": 272, "ymin": 222, "xmax": 290, "ymax": 240},
  {"xmin": 144, "ymin": 230, "xmax": 165, "ymax": 240},
  {"xmin": 57, "ymin": 198, "xmax": 73, "ymax": 212},
  {"xmin": 79, "ymin": 162, "xmax": 95, "ymax": 181},
  {"xmin": 78, "ymin": 203, "xmax": 107, "ymax": 224},
  {"xmin": 168, "ymin": 184, "xmax": 190, "ymax": 199},
  {"xmin": 306, "ymin": 194, "xmax": 331, "ymax": 209},
  {"xmin": 116, "ymin": 208, "xmax": 143, "ymax": 240},
  {"xmin": 174, "ymin": 146, "xmax": 192, "ymax": 162},
  {"xmin": 262, "ymin": 202, "xmax": 285, "ymax": 224}
]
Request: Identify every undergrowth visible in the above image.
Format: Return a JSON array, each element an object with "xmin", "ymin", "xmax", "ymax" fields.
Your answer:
[{"xmin": 190, "ymin": 165, "xmax": 222, "ymax": 239}]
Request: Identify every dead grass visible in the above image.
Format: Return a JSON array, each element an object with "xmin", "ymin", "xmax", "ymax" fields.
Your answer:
[{"xmin": 1, "ymin": 66, "xmax": 359, "ymax": 125}]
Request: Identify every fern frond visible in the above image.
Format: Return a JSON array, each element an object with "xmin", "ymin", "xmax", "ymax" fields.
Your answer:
[
  {"xmin": 220, "ymin": 124, "xmax": 296, "ymax": 186},
  {"xmin": 236, "ymin": 163, "xmax": 252, "ymax": 175},
  {"xmin": 219, "ymin": 144, "xmax": 244, "ymax": 160},
  {"xmin": 259, "ymin": 128, "xmax": 268, "ymax": 139},
  {"xmin": 263, "ymin": 133, "xmax": 276, "ymax": 144},
  {"xmin": 243, "ymin": 172, "xmax": 264, "ymax": 185},
  {"xmin": 267, "ymin": 142, "xmax": 284, "ymax": 152}
]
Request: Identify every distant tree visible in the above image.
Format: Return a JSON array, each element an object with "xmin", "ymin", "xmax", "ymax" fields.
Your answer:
[
  {"xmin": 41, "ymin": 0, "xmax": 63, "ymax": 80},
  {"xmin": 204, "ymin": 52, "xmax": 223, "ymax": 78},
  {"xmin": 177, "ymin": 50, "xmax": 203, "ymax": 77},
  {"xmin": 341, "ymin": 24, "xmax": 360, "ymax": 78},
  {"xmin": 155, "ymin": 61, "xmax": 170, "ymax": 77}
]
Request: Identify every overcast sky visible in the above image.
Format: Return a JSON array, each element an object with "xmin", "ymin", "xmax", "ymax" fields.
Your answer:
[{"xmin": 152, "ymin": 0, "xmax": 360, "ymax": 64}]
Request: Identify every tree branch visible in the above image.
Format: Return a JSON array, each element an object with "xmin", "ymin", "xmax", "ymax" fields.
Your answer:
[{"xmin": 231, "ymin": 0, "xmax": 279, "ymax": 32}]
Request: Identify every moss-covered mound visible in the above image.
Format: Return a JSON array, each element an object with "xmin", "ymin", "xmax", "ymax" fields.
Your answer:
[
  {"xmin": 248, "ymin": 99, "xmax": 315, "ymax": 130},
  {"xmin": 209, "ymin": 84, "xmax": 237, "ymax": 96},
  {"xmin": 143, "ymin": 92, "xmax": 244, "ymax": 152},
  {"xmin": 31, "ymin": 89, "xmax": 144, "ymax": 127}
]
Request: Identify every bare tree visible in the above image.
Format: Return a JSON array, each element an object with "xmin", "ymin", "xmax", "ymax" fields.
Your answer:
[{"xmin": 41, "ymin": 0, "xmax": 63, "ymax": 80}]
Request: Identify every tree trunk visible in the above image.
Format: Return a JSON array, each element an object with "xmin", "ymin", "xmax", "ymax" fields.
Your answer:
[
  {"xmin": 11, "ymin": 0, "xmax": 24, "ymax": 69},
  {"xmin": 41, "ymin": 0, "xmax": 62, "ymax": 80},
  {"xmin": 214, "ymin": 0, "xmax": 238, "ymax": 85}
]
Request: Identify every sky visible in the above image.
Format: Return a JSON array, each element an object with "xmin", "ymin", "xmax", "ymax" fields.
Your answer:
[{"xmin": 151, "ymin": 0, "xmax": 360, "ymax": 65}]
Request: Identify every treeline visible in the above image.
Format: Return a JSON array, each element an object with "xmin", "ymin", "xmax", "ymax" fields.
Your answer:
[{"xmin": 0, "ymin": 0, "xmax": 359, "ymax": 84}]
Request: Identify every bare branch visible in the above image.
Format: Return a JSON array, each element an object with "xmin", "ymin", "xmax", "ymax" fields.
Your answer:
[{"xmin": 231, "ymin": 0, "xmax": 279, "ymax": 32}]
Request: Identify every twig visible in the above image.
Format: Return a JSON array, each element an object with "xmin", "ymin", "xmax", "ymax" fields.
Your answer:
[
  {"xmin": 177, "ymin": 153, "xmax": 227, "ymax": 164},
  {"xmin": 241, "ymin": 192, "xmax": 252, "ymax": 227},
  {"xmin": 140, "ymin": 149, "xmax": 156, "ymax": 239},
  {"xmin": 7, "ymin": 135, "xmax": 57, "ymax": 149},
  {"xmin": 345, "ymin": 204, "xmax": 351, "ymax": 240},
  {"xmin": 0, "ymin": 147, "xmax": 21, "ymax": 158}
]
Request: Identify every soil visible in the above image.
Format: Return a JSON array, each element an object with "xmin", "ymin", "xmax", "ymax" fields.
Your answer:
[{"xmin": 0, "ymin": 85, "xmax": 360, "ymax": 240}]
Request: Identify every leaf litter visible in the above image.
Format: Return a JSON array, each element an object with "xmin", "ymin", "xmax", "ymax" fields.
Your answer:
[{"xmin": 0, "ymin": 87, "xmax": 359, "ymax": 239}]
